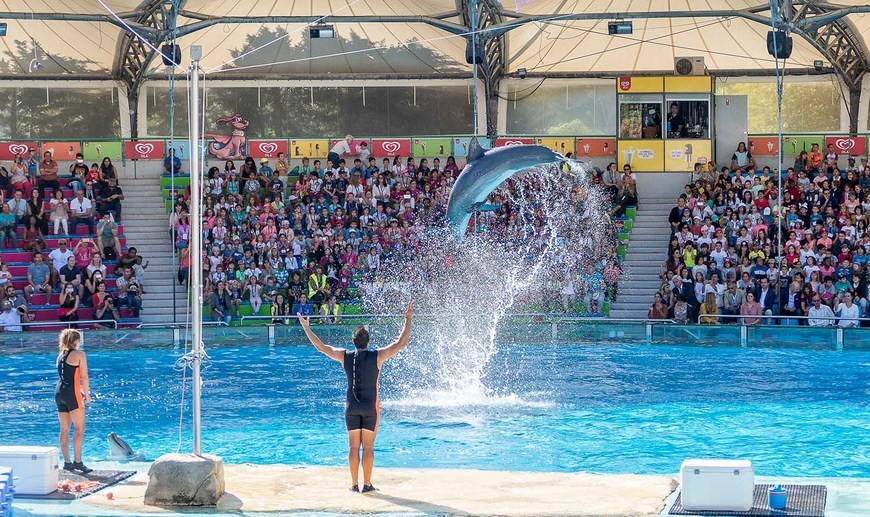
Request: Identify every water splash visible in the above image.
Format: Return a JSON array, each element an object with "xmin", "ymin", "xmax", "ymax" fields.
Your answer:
[{"xmin": 364, "ymin": 161, "xmax": 616, "ymax": 407}]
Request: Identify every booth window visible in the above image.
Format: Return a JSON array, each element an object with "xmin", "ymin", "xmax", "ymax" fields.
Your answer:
[
  {"xmin": 665, "ymin": 96, "xmax": 709, "ymax": 139},
  {"xmin": 619, "ymin": 94, "xmax": 662, "ymax": 139}
]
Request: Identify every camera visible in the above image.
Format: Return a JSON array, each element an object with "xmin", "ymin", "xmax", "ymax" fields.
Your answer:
[{"xmin": 16, "ymin": 305, "xmax": 27, "ymax": 316}]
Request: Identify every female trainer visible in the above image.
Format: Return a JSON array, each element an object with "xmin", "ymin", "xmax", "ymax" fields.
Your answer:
[
  {"xmin": 55, "ymin": 329, "xmax": 92, "ymax": 473},
  {"xmin": 298, "ymin": 300, "xmax": 413, "ymax": 493}
]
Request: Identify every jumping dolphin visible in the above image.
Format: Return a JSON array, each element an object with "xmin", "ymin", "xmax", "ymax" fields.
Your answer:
[
  {"xmin": 445, "ymin": 138, "xmax": 564, "ymax": 238},
  {"xmin": 107, "ymin": 432, "xmax": 142, "ymax": 461}
]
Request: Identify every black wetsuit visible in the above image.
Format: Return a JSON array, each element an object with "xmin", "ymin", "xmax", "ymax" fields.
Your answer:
[
  {"xmin": 343, "ymin": 349, "xmax": 379, "ymax": 431},
  {"xmin": 55, "ymin": 351, "xmax": 82, "ymax": 412}
]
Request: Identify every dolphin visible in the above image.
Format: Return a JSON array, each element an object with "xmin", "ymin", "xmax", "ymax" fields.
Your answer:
[
  {"xmin": 107, "ymin": 432, "xmax": 142, "ymax": 461},
  {"xmin": 445, "ymin": 138, "xmax": 564, "ymax": 238}
]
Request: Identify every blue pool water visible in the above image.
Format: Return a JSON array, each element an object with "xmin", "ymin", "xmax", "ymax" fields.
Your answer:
[{"xmin": 1, "ymin": 341, "xmax": 868, "ymax": 477}]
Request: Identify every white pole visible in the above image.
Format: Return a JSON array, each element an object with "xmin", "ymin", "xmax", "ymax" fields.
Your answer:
[
  {"xmin": 471, "ymin": 0, "xmax": 479, "ymax": 136},
  {"xmin": 188, "ymin": 49, "xmax": 203, "ymax": 456}
]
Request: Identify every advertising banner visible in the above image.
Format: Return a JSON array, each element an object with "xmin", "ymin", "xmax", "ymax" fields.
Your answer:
[
  {"xmin": 83, "ymin": 141, "xmax": 122, "ymax": 161},
  {"xmin": 41, "ymin": 142, "xmax": 81, "ymax": 161},
  {"xmin": 289, "ymin": 139, "xmax": 329, "ymax": 159},
  {"xmin": 0, "ymin": 142, "xmax": 37, "ymax": 161},
  {"xmin": 747, "ymin": 136, "xmax": 779, "ymax": 156},
  {"xmin": 665, "ymin": 140, "xmax": 712, "ymax": 172},
  {"xmin": 575, "ymin": 138, "xmax": 616, "ymax": 158},
  {"xmin": 825, "ymin": 136, "xmax": 866, "ymax": 157},
  {"xmin": 616, "ymin": 140, "xmax": 664, "ymax": 172},
  {"xmin": 535, "ymin": 137, "xmax": 575, "ymax": 156},
  {"xmin": 124, "ymin": 140, "xmax": 165, "ymax": 160},
  {"xmin": 412, "ymin": 137, "xmax": 453, "ymax": 158},
  {"xmin": 494, "ymin": 137, "xmax": 533, "ymax": 147},
  {"xmin": 451, "ymin": 137, "xmax": 491, "ymax": 157},
  {"xmin": 248, "ymin": 139, "xmax": 289, "ymax": 159},
  {"xmin": 371, "ymin": 138, "xmax": 411, "ymax": 158}
]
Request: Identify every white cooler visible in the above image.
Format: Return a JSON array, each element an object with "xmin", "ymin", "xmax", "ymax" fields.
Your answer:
[
  {"xmin": 680, "ymin": 459, "xmax": 754, "ymax": 512},
  {"xmin": 0, "ymin": 446, "xmax": 60, "ymax": 495}
]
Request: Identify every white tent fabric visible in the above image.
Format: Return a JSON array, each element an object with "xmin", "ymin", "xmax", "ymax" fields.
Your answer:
[{"xmin": 0, "ymin": 0, "xmax": 866, "ymax": 77}]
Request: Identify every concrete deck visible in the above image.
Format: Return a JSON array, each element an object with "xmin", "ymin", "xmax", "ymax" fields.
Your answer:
[{"xmin": 86, "ymin": 464, "xmax": 676, "ymax": 516}]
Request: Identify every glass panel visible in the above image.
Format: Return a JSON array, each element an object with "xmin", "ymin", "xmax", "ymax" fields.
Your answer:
[
  {"xmin": 505, "ymin": 83, "xmax": 616, "ymax": 135},
  {"xmin": 619, "ymin": 101, "xmax": 662, "ymax": 139},
  {"xmin": 746, "ymin": 325, "xmax": 837, "ymax": 350},
  {"xmin": 146, "ymin": 85, "xmax": 474, "ymax": 137},
  {"xmin": 0, "ymin": 87, "xmax": 119, "ymax": 139},
  {"xmin": 664, "ymin": 99, "xmax": 709, "ymax": 139},
  {"xmin": 715, "ymin": 80, "xmax": 840, "ymax": 133}
]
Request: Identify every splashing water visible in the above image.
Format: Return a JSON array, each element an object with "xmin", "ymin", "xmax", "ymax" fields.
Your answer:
[{"xmin": 363, "ymin": 161, "xmax": 617, "ymax": 407}]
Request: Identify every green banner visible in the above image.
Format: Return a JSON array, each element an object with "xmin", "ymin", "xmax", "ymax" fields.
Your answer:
[
  {"xmin": 782, "ymin": 136, "xmax": 824, "ymax": 156},
  {"xmin": 412, "ymin": 137, "xmax": 453, "ymax": 158},
  {"xmin": 82, "ymin": 140, "xmax": 123, "ymax": 161}
]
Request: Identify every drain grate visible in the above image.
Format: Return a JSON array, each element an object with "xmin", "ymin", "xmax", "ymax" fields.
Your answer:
[{"xmin": 669, "ymin": 484, "xmax": 827, "ymax": 516}]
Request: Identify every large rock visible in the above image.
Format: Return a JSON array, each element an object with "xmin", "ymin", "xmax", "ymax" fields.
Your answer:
[{"xmin": 144, "ymin": 453, "xmax": 225, "ymax": 506}]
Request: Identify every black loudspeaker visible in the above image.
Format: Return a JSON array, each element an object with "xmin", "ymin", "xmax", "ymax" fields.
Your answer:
[
  {"xmin": 465, "ymin": 39, "xmax": 484, "ymax": 64},
  {"xmin": 161, "ymin": 44, "xmax": 182, "ymax": 66},
  {"xmin": 767, "ymin": 31, "xmax": 793, "ymax": 59}
]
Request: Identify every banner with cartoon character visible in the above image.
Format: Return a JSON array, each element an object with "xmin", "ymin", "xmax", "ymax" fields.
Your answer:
[{"xmin": 205, "ymin": 113, "xmax": 250, "ymax": 160}]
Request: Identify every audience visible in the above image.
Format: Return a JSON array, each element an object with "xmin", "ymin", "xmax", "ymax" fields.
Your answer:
[{"xmin": 653, "ymin": 145, "xmax": 869, "ymax": 327}]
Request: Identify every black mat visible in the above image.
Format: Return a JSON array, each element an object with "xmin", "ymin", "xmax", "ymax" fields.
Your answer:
[
  {"xmin": 17, "ymin": 469, "xmax": 137, "ymax": 500},
  {"xmin": 669, "ymin": 484, "xmax": 827, "ymax": 516}
]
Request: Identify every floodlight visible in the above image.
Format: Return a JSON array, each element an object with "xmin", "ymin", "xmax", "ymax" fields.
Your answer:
[
  {"xmin": 608, "ymin": 21, "xmax": 632, "ymax": 35},
  {"xmin": 310, "ymin": 25, "xmax": 335, "ymax": 39}
]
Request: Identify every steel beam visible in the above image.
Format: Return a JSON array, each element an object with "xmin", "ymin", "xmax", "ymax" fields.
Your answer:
[{"xmin": 174, "ymin": 14, "xmax": 466, "ymax": 37}]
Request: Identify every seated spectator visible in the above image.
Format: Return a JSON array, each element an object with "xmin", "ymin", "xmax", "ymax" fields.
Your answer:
[
  {"xmin": 58, "ymin": 254, "xmax": 84, "ymax": 300},
  {"xmin": 48, "ymin": 239, "xmax": 74, "ymax": 288},
  {"xmin": 807, "ymin": 294, "xmax": 835, "ymax": 326},
  {"xmin": 57, "ymin": 283, "xmax": 81, "ymax": 328},
  {"xmin": 320, "ymin": 295, "xmax": 342, "ymax": 324},
  {"xmin": 8, "ymin": 189, "xmax": 28, "ymax": 224},
  {"xmin": 270, "ymin": 293, "xmax": 291, "ymax": 325},
  {"xmin": 648, "ymin": 292, "xmax": 669, "ymax": 320},
  {"xmin": 740, "ymin": 291, "xmax": 762, "ymax": 325},
  {"xmin": 69, "ymin": 189, "xmax": 95, "ymax": 235},
  {"xmin": 164, "ymin": 149, "xmax": 183, "ymax": 174},
  {"xmin": 92, "ymin": 281, "xmax": 119, "ymax": 329},
  {"xmin": 68, "ymin": 153, "xmax": 88, "ymax": 193},
  {"xmin": 96, "ymin": 212, "xmax": 122, "ymax": 260},
  {"xmin": 27, "ymin": 189, "xmax": 48, "ymax": 235},
  {"xmin": 24, "ymin": 252, "xmax": 52, "ymax": 305},
  {"xmin": 699, "ymin": 292, "xmax": 719, "ymax": 324},
  {"xmin": 0, "ymin": 202, "xmax": 17, "ymax": 248},
  {"xmin": 21, "ymin": 216, "xmax": 46, "ymax": 254},
  {"xmin": 10, "ymin": 154, "xmax": 31, "ymax": 197},
  {"xmin": 0, "ymin": 298, "xmax": 23, "ymax": 333},
  {"xmin": 292, "ymin": 293, "xmax": 314, "ymax": 320},
  {"xmin": 208, "ymin": 281, "xmax": 232, "ymax": 325},
  {"xmin": 50, "ymin": 189, "xmax": 70, "ymax": 235},
  {"xmin": 116, "ymin": 266, "xmax": 142, "ymax": 318},
  {"xmin": 38, "ymin": 150, "xmax": 60, "ymax": 198},
  {"xmin": 100, "ymin": 157, "xmax": 119, "ymax": 188},
  {"xmin": 98, "ymin": 178, "xmax": 124, "ymax": 219}
]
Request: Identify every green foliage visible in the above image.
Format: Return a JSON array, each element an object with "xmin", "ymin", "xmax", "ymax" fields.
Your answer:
[{"xmin": 717, "ymin": 80, "xmax": 841, "ymax": 133}]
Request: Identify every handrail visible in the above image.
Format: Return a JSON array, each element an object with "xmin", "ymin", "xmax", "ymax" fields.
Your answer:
[
  {"xmin": 0, "ymin": 319, "xmax": 118, "ymax": 331},
  {"xmin": 696, "ymin": 312, "xmax": 869, "ymax": 326},
  {"xmin": 237, "ymin": 313, "xmax": 674, "ymax": 325},
  {"xmin": 136, "ymin": 321, "xmax": 228, "ymax": 329}
]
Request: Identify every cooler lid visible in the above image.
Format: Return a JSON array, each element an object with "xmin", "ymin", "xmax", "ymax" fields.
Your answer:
[
  {"xmin": 0, "ymin": 446, "xmax": 59, "ymax": 457},
  {"xmin": 681, "ymin": 459, "xmax": 753, "ymax": 471}
]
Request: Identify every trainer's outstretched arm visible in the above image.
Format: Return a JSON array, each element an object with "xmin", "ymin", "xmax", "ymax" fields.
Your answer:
[
  {"xmin": 298, "ymin": 313, "xmax": 344, "ymax": 362},
  {"xmin": 378, "ymin": 300, "xmax": 414, "ymax": 364}
]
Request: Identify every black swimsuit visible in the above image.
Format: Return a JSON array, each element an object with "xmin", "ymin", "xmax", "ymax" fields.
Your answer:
[
  {"xmin": 343, "ymin": 349, "xmax": 379, "ymax": 431},
  {"xmin": 55, "ymin": 351, "xmax": 82, "ymax": 412}
]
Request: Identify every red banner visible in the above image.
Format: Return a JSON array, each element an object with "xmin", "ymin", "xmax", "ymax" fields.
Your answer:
[
  {"xmin": 0, "ymin": 142, "xmax": 37, "ymax": 161},
  {"xmin": 825, "ymin": 136, "xmax": 866, "ymax": 157},
  {"xmin": 248, "ymin": 139, "xmax": 288, "ymax": 159},
  {"xmin": 371, "ymin": 138, "xmax": 410, "ymax": 158},
  {"xmin": 494, "ymin": 137, "xmax": 533, "ymax": 147},
  {"xmin": 124, "ymin": 140, "xmax": 165, "ymax": 160}
]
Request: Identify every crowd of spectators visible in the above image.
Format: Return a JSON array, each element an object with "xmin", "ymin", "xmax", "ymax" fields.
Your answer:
[
  {"xmin": 0, "ymin": 149, "xmax": 147, "ymax": 332},
  {"xmin": 171, "ymin": 136, "xmax": 626, "ymax": 324},
  {"xmin": 650, "ymin": 142, "xmax": 870, "ymax": 328}
]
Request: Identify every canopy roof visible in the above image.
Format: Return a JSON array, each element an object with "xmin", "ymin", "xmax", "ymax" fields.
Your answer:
[{"xmin": 0, "ymin": 0, "xmax": 867, "ymax": 79}]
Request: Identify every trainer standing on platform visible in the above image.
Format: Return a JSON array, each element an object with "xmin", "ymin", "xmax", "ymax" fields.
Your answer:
[
  {"xmin": 298, "ymin": 300, "xmax": 414, "ymax": 493},
  {"xmin": 55, "ymin": 329, "xmax": 93, "ymax": 473}
]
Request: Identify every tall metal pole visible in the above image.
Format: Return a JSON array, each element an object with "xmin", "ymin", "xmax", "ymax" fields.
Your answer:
[
  {"xmin": 188, "ymin": 48, "xmax": 203, "ymax": 456},
  {"xmin": 471, "ymin": 0, "xmax": 479, "ymax": 136}
]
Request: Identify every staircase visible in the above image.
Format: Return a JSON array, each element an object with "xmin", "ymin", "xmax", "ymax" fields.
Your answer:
[
  {"xmin": 609, "ymin": 196, "xmax": 676, "ymax": 319},
  {"xmin": 118, "ymin": 169, "xmax": 187, "ymax": 324}
]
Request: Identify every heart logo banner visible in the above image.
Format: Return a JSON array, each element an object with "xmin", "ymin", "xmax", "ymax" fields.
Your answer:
[
  {"xmin": 124, "ymin": 140, "xmax": 165, "ymax": 160},
  {"xmin": 825, "ymin": 136, "xmax": 865, "ymax": 156},
  {"xmin": 249, "ymin": 139, "xmax": 288, "ymax": 159},
  {"xmin": 494, "ymin": 137, "xmax": 533, "ymax": 147},
  {"xmin": 372, "ymin": 139, "xmax": 410, "ymax": 157},
  {"xmin": 0, "ymin": 142, "xmax": 38, "ymax": 161}
]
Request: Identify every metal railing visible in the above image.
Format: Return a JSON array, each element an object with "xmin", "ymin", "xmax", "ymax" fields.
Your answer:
[
  {"xmin": 136, "ymin": 321, "xmax": 229, "ymax": 329},
  {"xmin": 0, "ymin": 319, "xmax": 117, "ymax": 331},
  {"xmin": 696, "ymin": 313, "xmax": 869, "ymax": 326}
]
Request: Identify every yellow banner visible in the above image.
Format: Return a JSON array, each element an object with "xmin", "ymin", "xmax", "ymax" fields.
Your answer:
[
  {"xmin": 535, "ymin": 137, "xmax": 575, "ymax": 155},
  {"xmin": 617, "ymin": 140, "xmax": 664, "ymax": 172},
  {"xmin": 289, "ymin": 139, "xmax": 328, "ymax": 159},
  {"xmin": 664, "ymin": 76, "xmax": 712, "ymax": 93},
  {"xmin": 616, "ymin": 76, "xmax": 664, "ymax": 94},
  {"xmin": 665, "ymin": 140, "xmax": 713, "ymax": 172}
]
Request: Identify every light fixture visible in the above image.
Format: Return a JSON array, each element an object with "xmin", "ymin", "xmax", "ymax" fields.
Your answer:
[
  {"xmin": 813, "ymin": 60, "xmax": 824, "ymax": 72},
  {"xmin": 608, "ymin": 21, "xmax": 632, "ymax": 35},
  {"xmin": 517, "ymin": 68, "xmax": 527, "ymax": 79},
  {"xmin": 0, "ymin": 23, "xmax": 7, "ymax": 37},
  {"xmin": 309, "ymin": 24, "xmax": 335, "ymax": 39}
]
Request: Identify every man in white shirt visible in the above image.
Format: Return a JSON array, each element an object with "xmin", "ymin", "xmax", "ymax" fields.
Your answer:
[
  {"xmin": 807, "ymin": 295, "xmax": 835, "ymax": 326},
  {"xmin": 328, "ymin": 135, "xmax": 355, "ymax": 172},
  {"xmin": 47, "ymin": 239, "xmax": 74, "ymax": 288},
  {"xmin": 835, "ymin": 292, "xmax": 860, "ymax": 328},
  {"xmin": 69, "ymin": 189, "xmax": 94, "ymax": 234},
  {"xmin": 0, "ymin": 299, "xmax": 23, "ymax": 332}
]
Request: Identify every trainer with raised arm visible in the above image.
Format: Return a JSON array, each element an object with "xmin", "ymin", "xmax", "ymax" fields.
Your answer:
[{"xmin": 298, "ymin": 300, "xmax": 414, "ymax": 494}]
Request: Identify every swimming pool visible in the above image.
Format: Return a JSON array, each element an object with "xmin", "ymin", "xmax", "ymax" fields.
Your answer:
[{"xmin": 2, "ymin": 328, "xmax": 867, "ymax": 478}]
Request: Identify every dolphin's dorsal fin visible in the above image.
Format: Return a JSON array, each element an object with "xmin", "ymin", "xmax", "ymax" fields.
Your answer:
[{"xmin": 466, "ymin": 136, "xmax": 487, "ymax": 163}]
